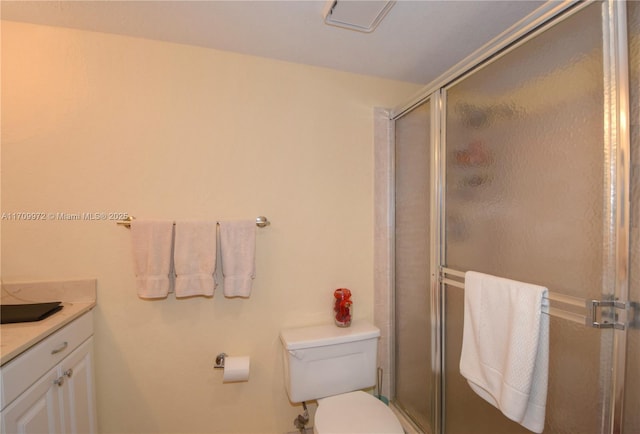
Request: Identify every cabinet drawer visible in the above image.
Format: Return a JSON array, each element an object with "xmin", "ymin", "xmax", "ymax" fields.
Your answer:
[{"xmin": 0, "ymin": 311, "xmax": 93, "ymax": 411}]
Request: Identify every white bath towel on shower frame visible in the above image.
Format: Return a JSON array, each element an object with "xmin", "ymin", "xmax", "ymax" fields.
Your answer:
[{"xmin": 460, "ymin": 271, "xmax": 549, "ymax": 433}]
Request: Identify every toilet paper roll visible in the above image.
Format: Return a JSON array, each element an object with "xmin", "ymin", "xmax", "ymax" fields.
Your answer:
[{"xmin": 223, "ymin": 356, "xmax": 250, "ymax": 382}]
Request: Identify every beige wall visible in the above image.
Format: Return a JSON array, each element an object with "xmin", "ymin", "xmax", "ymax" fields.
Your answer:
[{"xmin": 1, "ymin": 21, "xmax": 420, "ymax": 433}]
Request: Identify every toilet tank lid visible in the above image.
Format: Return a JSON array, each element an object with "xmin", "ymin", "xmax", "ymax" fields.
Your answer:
[{"xmin": 280, "ymin": 321, "xmax": 380, "ymax": 350}]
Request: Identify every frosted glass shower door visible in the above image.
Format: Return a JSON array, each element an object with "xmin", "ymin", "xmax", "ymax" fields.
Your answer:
[
  {"xmin": 443, "ymin": 3, "xmax": 620, "ymax": 433},
  {"xmin": 394, "ymin": 99, "xmax": 434, "ymax": 433}
]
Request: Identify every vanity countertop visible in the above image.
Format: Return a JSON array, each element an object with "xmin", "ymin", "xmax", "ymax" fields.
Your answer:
[{"xmin": 0, "ymin": 279, "xmax": 97, "ymax": 366}]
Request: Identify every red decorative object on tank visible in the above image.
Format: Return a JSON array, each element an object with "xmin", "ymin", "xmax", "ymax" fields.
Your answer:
[{"xmin": 333, "ymin": 288, "xmax": 352, "ymax": 327}]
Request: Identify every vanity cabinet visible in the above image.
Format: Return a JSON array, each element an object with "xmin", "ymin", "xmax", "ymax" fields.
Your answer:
[{"xmin": 0, "ymin": 311, "xmax": 97, "ymax": 434}]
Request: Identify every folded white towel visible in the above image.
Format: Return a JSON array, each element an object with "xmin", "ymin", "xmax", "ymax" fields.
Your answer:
[
  {"xmin": 173, "ymin": 221, "xmax": 217, "ymax": 297},
  {"xmin": 130, "ymin": 220, "xmax": 174, "ymax": 299},
  {"xmin": 460, "ymin": 271, "xmax": 549, "ymax": 433},
  {"xmin": 218, "ymin": 220, "xmax": 256, "ymax": 297}
]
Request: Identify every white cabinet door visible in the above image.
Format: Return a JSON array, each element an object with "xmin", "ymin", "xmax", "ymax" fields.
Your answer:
[
  {"xmin": 60, "ymin": 338, "xmax": 96, "ymax": 434},
  {"xmin": 1, "ymin": 368, "xmax": 63, "ymax": 434},
  {"xmin": 0, "ymin": 338, "xmax": 96, "ymax": 434}
]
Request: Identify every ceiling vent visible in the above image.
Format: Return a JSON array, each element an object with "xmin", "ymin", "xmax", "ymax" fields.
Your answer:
[{"xmin": 322, "ymin": 0, "xmax": 396, "ymax": 33}]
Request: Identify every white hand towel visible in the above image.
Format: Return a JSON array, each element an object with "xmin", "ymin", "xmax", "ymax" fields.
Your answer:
[
  {"xmin": 174, "ymin": 221, "xmax": 217, "ymax": 297},
  {"xmin": 130, "ymin": 220, "xmax": 174, "ymax": 299},
  {"xmin": 219, "ymin": 220, "xmax": 256, "ymax": 297},
  {"xmin": 460, "ymin": 271, "xmax": 549, "ymax": 433}
]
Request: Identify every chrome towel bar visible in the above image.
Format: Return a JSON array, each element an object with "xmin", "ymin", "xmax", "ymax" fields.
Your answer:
[
  {"xmin": 440, "ymin": 267, "xmax": 628, "ymax": 330},
  {"xmin": 117, "ymin": 215, "xmax": 270, "ymax": 229}
]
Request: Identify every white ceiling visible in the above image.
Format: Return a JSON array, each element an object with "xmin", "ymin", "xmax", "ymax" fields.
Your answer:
[{"xmin": 1, "ymin": 0, "xmax": 545, "ymax": 85}]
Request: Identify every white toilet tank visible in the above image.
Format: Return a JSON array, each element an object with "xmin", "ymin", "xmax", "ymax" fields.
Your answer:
[{"xmin": 279, "ymin": 321, "xmax": 380, "ymax": 403}]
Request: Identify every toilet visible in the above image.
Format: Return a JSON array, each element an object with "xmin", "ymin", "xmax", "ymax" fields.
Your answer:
[{"xmin": 280, "ymin": 321, "xmax": 403, "ymax": 434}]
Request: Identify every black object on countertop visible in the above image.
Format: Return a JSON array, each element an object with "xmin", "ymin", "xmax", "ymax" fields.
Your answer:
[{"xmin": 1, "ymin": 302, "xmax": 63, "ymax": 324}]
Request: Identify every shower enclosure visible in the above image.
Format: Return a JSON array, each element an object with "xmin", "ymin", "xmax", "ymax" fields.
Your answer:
[{"xmin": 383, "ymin": 1, "xmax": 638, "ymax": 433}]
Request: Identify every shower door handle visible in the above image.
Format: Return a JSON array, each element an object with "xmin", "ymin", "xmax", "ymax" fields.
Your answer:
[{"xmin": 588, "ymin": 299, "xmax": 627, "ymax": 330}]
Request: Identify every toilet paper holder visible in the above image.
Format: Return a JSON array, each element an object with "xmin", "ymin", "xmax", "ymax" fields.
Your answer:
[
  {"xmin": 214, "ymin": 353, "xmax": 227, "ymax": 369},
  {"xmin": 214, "ymin": 353, "xmax": 251, "ymax": 382}
]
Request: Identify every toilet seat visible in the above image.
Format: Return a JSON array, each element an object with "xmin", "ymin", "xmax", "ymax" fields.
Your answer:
[{"xmin": 314, "ymin": 391, "xmax": 403, "ymax": 434}]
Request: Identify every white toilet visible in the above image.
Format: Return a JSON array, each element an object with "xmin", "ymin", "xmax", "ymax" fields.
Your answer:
[{"xmin": 280, "ymin": 321, "xmax": 404, "ymax": 434}]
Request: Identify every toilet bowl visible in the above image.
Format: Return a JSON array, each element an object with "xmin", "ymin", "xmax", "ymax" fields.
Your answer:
[
  {"xmin": 314, "ymin": 391, "xmax": 403, "ymax": 434},
  {"xmin": 280, "ymin": 321, "xmax": 403, "ymax": 434}
]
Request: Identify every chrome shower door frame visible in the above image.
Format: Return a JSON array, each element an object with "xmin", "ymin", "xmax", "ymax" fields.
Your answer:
[
  {"xmin": 435, "ymin": 2, "xmax": 631, "ymax": 433},
  {"xmin": 388, "ymin": 1, "xmax": 632, "ymax": 433},
  {"xmin": 603, "ymin": 1, "xmax": 631, "ymax": 432}
]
